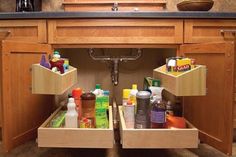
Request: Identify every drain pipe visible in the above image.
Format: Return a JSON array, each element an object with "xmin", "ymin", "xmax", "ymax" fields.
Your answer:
[{"xmin": 88, "ymin": 48, "xmax": 142, "ymax": 86}]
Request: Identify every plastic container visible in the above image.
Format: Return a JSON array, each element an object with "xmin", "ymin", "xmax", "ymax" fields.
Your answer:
[
  {"xmin": 81, "ymin": 92, "xmax": 96, "ymax": 128},
  {"xmin": 135, "ymin": 91, "xmax": 151, "ymax": 128},
  {"xmin": 65, "ymin": 98, "xmax": 78, "ymax": 128},
  {"xmin": 122, "ymin": 89, "xmax": 131, "ymax": 105},
  {"xmin": 72, "ymin": 88, "xmax": 83, "ymax": 119},
  {"xmin": 123, "ymin": 100, "xmax": 135, "ymax": 128},
  {"xmin": 130, "ymin": 84, "xmax": 138, "ymax": 106},
  {"xmin": 150, "ymin": 99, "xmax": 166, "ymax": 128}
]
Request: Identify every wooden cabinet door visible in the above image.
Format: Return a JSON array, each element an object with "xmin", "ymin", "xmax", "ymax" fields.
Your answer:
[
  {"xmin": 0, "ymin": 41, "xmax": 53, "ymax": 152},
  {"xmin": 180, "ymin": 42, "xmax": 235, "ymax": 155}
]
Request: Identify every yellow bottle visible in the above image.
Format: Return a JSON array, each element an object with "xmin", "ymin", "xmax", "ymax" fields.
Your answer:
[{"xmin": 130, "ymin": 84, "xmax": 138, "ymax": 112}]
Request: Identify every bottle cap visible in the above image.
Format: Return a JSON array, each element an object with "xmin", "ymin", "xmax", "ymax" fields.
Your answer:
[
  {"xmin": 103, "ymin": 90, "xmax": 110, "ymax": 96},
  {"xmin": 123, "ymin": 89, "xmax": 131, "ymax": 99},
  {"xmin": 136, "ymin": 91, "xmax": 151, "ymax": 99},
  {"xmin": 132, "ymin": 84, "xmax": 137, "ymax": 90},
  {"xmin": 95, "ymin": 84, "xmax": 101, "ymax": 89},
  {"xmin": 72, "ymin": 88, "xmax": 82, "ymax": 98},
  {"xmin": 81, "ymin": 92, "xmax": 96, "ymax": 100},
  {"xmin": 68, "ymin": 98, "xmax": 75, "ymax": 103}
]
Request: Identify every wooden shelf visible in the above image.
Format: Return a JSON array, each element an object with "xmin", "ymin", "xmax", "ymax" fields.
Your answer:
[
  {"xmin": 32, "ymin": 64, "xmax": 77, "ymax": 95},
  {"xmin": 118, "ymin": 106, "xmax": 198, "ymax": 148},
  {"xmin": 38, "ymin": 106, "xmax": 114, "ymax": 148},
  {"xmin": 153, "ymin": 65, "xmax": 206, "ymax": 96}
]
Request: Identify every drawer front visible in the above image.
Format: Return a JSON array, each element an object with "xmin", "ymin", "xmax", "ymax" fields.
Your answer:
[
  {"xmin": 119, "ymin": 106, "xmax": 198, "ymax": 148},
  {"xmin": 184, "ymin": 20, "xmax": 236, "ymax": 43},
  {"xmin": 48, "ymin": 19, "xmax": 183, "ymax": 44},
  {"xmin": 0, "ymin": 20, "xmax": 47, "ymax": 43},
  {"xmin": 38, "ymin": 106, "xmax": 114, "ymax": 148}
]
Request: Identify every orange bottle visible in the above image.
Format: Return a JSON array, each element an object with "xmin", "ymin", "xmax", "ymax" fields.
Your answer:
[{"xmin": 72, "ymin": 88, "xmax": 82, "ymax": 120}]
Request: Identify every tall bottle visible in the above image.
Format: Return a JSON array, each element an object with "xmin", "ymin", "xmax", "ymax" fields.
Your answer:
[
  {"xmin": 150, "ymin": 99, "xmax": 166, "ymax": 128},
  {"xmin": 65, "ymin": 98, "xmax": 78, "ymax": 128},
  {"xmin": 130, "ymin": 84, "xmax": 138, "ymax": 106},
  {"xmin": 72, "ymin": 88, "xmax": 82, "ymax": 119}
]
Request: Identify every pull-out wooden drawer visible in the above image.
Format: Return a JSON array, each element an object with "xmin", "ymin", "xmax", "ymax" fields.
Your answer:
[
  {"xmin": 38, "ymin": 106, "xmax": 114, "ymax": 148},
  {"xmin": 184, "ymin": 20, "xmax": 236, "ymax": 43},
  {"xmin": 48, "ymin": 19, "xmax": 183, "ymax": 45},
  {"xmin": 0, "ymin": 20, "xmax": 47, "ymax": 43},
  {"xmin": 119, "ymin": 106, "xmax": 198, "ymax": 148}
]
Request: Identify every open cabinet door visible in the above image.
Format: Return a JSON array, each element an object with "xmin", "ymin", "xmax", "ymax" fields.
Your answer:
[
  {"xmin": 180, "ymin": 42, "xmax": 235, "ymax": 155},
  {"xmin": 0, "ymin": 41, "xmax": 53, "ymax": 152}
]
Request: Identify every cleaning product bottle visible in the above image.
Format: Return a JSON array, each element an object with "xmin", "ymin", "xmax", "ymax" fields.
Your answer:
[
  {"xmin": 72, "ymin": 88, "xmax": 83, "ymax": 120},
  {"xmin": 130, "ymin": 84, "xmax": 138, "ymax": 112},
  {"xmin": 65, "ymin": 98, "xmax": 78, "ymax": 128},
  {"xmin": 122, "ymin": 89, "xmax": 131, "ymax": 106}
]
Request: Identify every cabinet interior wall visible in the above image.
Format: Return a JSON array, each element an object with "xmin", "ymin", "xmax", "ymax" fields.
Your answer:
[{"xmin": 58, "ymin": 48, "xmax": 176, "ymax": 104}]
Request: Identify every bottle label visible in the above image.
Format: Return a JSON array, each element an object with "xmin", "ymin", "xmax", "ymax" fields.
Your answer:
[{"xmin": 151, "ymin": 110, "xmax": 166, "ymax": 123}]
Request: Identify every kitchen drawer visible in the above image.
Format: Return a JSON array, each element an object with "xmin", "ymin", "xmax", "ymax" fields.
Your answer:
[
  {"xmin": 118, "ymin": 106, "xmax": 198, "ymax": 148},
  {"xmin": 0, "ymin": 20, "xmax": 47, "ymax": 43},
  {"xmin": 38, "ymin": 106, "xmax": 114, "ymax": 148},
  {"xmin": 184, "ymin": 20, "xmax": 236, "ymax": 43},
  {"xmin": 48, "ymin": 19, "xmax": 183, "ymax": 44},
  {"xmin": 32, "ymin": 64, "xmax": 77, "ymax": 95},
  {"xmin": 153, "ymin": 65, "xmax": 206, "ymax": 96}
]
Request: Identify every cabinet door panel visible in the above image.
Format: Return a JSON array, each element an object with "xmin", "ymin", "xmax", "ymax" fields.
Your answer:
[
  {"xmin": 180, "ymin": 42, "xmax": 235, "ymax": 155},
  {"xmin": 1, "ymin": 41, "xmax": 53, "ymax": 152}
]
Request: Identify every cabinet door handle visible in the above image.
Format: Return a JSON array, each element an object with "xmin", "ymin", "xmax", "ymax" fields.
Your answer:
[{"xmin": 220, "ymin": 29, "xmax": 236, "ymax": 36}]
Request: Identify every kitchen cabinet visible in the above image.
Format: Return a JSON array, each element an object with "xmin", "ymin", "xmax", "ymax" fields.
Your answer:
[
  {"xmin": 0, "ymin": 41, "xmax": 53, "ymax": 151},
  {"xmin": 48, "ymin": 19, "xmax": 183, "ymax": 45},
  {"xmin": 0, "ymin": 17, "xmax": 235, "ymax": 156},
  {"xmin": 0, "ymin": 20, "xmax": 47, "ymax": 43}
]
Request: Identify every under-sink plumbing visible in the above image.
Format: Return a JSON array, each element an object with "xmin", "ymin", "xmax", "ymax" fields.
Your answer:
[{"xmin": 88, "ymin": 48, "xmax": 142, "ymax": 86}]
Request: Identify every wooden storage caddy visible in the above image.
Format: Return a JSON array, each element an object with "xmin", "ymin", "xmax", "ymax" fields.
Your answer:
[
  {"xmin": 118, "ymin": 106, "xmax": 198, "ymax": 148},
  {"xmin": 38, "ymin": 106, "xmax": 114, "ymax": 148},
  {"xmin": 153, "ymin": 65, "xmax": 206, "ymax": 96},
  {"xmin": 63, "ymin": 0, "xmax": 167, "ymax": 12},
  {"xmin": 32, "ymin": 64, "xmax": 77, "ymax": 95}
]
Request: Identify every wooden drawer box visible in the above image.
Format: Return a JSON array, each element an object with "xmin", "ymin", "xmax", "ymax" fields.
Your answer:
[
  {"xmin": 0, "ymin": 20, "xmax": 47, "ymax": 43},
  {"xmin": 48, "ymin": 19, "xmax": 183, "ymax": 44},
  {"xmin": 118, "ymin": 106, "xmax": 198, "ymax": 148},
  {"xmin": 32, "ymin": 64, "xmax": 77, "ymax": 95},
  {"xmin": 38, "ymin": 106, "xmax": 114, "ymax": 148},
  {"xmin": 184, "ymin": 20, "xmax": 236, "ymax": 43},
  {"xmin": 153, "ymin": 65, "xmax": 206, "ymax": 96}
]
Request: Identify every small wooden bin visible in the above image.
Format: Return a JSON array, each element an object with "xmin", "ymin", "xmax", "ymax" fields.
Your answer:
[
  {"xmin": 38, "ymin": 106, "xmax": 114, "ymax": 148},
  {"xmin": 32, "ymin": 64, "xmax": 77, "ymax": 95},
  {"xmin": 153, "ymin": 65, "xmax": 206, "ymax": 96},
  {"xmin": 119, "ymin": 106, "xmax": 198, "ymax": 149}
]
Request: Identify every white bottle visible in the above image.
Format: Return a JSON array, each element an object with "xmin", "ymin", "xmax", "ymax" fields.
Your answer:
[{"xmin": 65, "ymin": 98, "xmax": 78, "ymax": 128}]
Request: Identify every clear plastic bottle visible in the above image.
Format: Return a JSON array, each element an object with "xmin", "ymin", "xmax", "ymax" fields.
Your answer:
[{"xmin": 65, "ymin": 98, "xmax": 78, "ymax": 128}]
